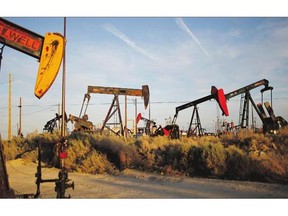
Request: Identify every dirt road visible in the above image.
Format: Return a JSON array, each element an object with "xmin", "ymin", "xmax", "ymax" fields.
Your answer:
[{"xmin": 5, "ymin": 159, "xmax": 288, "ymax": 199}]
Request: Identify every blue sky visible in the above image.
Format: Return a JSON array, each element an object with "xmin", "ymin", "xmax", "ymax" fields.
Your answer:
[{"xmin": 1, "ymin": 17, "xmax": 288, "ymax": 138}]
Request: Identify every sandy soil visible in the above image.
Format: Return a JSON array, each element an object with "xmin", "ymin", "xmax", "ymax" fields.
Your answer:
[{"xmin": 5, "ymin": 159, "xmax": 288, "ymax": 199}]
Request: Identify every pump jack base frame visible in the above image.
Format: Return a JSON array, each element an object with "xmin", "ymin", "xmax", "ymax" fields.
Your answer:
[{"xmin": 101, "ymin": 95, "xmax": 124, "ymax": 136}]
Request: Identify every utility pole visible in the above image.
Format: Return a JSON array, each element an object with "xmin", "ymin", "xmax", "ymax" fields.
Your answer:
[
  {"xmin": 58, "ymin": 103, "xmax": 60, "ymax": 130},
  {"xmin": 124, "ymin": 95, "xmax": 127, "ymax": 137},
  {"xmin": 135, "ymin": 98, "xmax": 137, "ymax": 135},
  {"xmin": 8, "ymin": 73, "xmax": 12, "ymax": 140},
  {"xmin": 54, "ymin": 17, "xmax": 74, "ymax": 199},
  {"xmin": 18, "ymin": 97, "xmax": 22, "ymax": 137}
]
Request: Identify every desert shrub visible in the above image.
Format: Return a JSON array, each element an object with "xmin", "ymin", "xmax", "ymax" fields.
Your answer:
[
  {"xmin": 20, "ymin": 149, "xmax": 38, "ymax": 163},
  {"xmin": 64, "ymin": 137, "xmax": 93, "ymax": 169},
  {"xmin": 221, "ymin": 132, "xmax": 243, "ymax": 147},
  {"xmin": 69, "ymin": 132, "xmax": 142, "ymax": 171},
  {"xmin": 3, "ymin": 128, "xmax": 288, "ymax": 183},
  {"xmin": 63, "ymin": 133, "xmax": 118, "ymax": 173},
  {"xmin": 155, "ymin": 143, "xmax": 182, "ymax": 172},
  {"xmin": 29, "ymin": 132, "xmax": 60, "ymax": 164},
  {"xmin": 271, "ymin": 127, "xmax": 288, "ymax": 155},
  {"xmin": 222, "ymin": 130, "xmax": 288, "ymax": 183},
  {"xmin": 2, "ymin": 135, "xmax": 38, "ymax": 160},
  {"xmin": 24, "ymin": 130, "xmax": 40, "ymax": 140},
  {"xmin": 133, "ymin": 136, "xmax": 158, "ymax": 169},
  {"xmin": 172, "ymin": 142, "xmax": 192, "ymax": 172},
  {"xmin": 2, "ymin": 138, "xmax": 21, "ymax": 160},
  {"xmin": 90, "ymin": 135, "xmax": 141, "ymax": 170},
  {"xmin": 222, "ymin": 129, "xmax": 275, "ymax": 153},
  {"xmin": 255, "ymin": 153, "xmax": 288, "ymax": 183},
  {"xmin": 275, "ymin": 126, "xmax": 288, "ymax": 137},
  {"xmin": 75, "ymin": 150, "xmax": 114, "ymax": 174},
  {"xmin": 224, "ymin": 145, "xmax": 254, "ymax": 180},
  {"xmin": 237, "ymin": 129, "xmax": 256, "ymax": 140},
  {"xmin": 30, "ymin": 132, "xmax": 60, "ymax": 145},
  {"xmin": 187, "ymin": 141, "xmax": 226, "ymax": 177},
  {"xmin": 132, "ymin": 136, "xmax": 186, "ymax": 171}
]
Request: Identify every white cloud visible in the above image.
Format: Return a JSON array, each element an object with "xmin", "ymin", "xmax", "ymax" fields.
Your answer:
[
  {"xmin": 175, "ymin": 18, "xmax": 210, "ymax": 57},
  {"xmin": 102, "ymin": 24, "xmax": 156, "ymax": 61}
]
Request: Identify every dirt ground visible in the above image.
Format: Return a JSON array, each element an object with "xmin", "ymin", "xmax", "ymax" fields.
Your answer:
[{"xmin": 5, "ymin": 158, "xmax": 288, "ymax": 199}]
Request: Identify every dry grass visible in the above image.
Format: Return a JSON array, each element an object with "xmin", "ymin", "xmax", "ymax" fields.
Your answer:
[{"xmin": 3, "ymin": 127, "xmax": 288, "ymax": 184}]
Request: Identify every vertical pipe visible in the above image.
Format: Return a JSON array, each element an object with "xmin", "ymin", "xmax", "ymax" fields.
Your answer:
[
  {"xmin": 271, "ymin": 89, "xmax": 273, "ymax": 109},
  {"xmin": 0, "ymin": 45, "xmax": 5, "ymax": 72},
  {"xmin": 135, "ymin": 98, "xmax": 138, "ymax": 135},
  {"xmin": 59, "ymin": 17, "xmax": 67, "ymax": 171},
  {"xmin": 149, "ymin": 100, "xmax": 151, "ymax": 122},
  {"xmin": 134, "ymin": 98, "xmax": 137, "ymax": 135},
  {"xmin": 8, "ymin": 73, "xmax": 12, "ymax": 140},
  {"xmin": 124, "ymin": 95, "xmax": 127, "ymax": 137},
  {"xmin": 116, "ymin": 96, "xmax": 124, "ymax": 136},
  {"xmin": 58, "ymin": 103, "xmax": 60, "ymax": 130},
  {"xmin": 61, "ymin": 17, "xmax": 66, "ymax": 138},
  {"xmin": 261, "ymin": 91, "xmax": 263, "ymax": 105},
  {"xmin": 251, "ymin": 102, "xmax": 254, "ymax": 130},
  {"xmin": 18, "ymin": 97, "xmax": 22, "ymax": 136},
  {"xmin": 244, "ymin": 93, "xmax": 249, "ymax": 128}
]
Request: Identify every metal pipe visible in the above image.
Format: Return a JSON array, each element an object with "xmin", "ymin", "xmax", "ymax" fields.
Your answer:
[
  {"xmin": 61, "ymin": 17, "xmax": 66, "ymax": 138},
  {"xmin": 8, "ymin": 73, "xmax": 12, "ymax": 140},
  {"xmin": 18, "ymin": 97, "xmax": 22, "ymax": 136},
  {"xmin": 135, "ymin": 98, "xmax": 137, "ymax": 134},
  {"xmin": 124, "ymin": 95, "xmax": 127, "ymax": 137}
]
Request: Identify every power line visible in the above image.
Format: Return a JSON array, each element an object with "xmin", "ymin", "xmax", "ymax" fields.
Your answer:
[
  {"xmin": 21, "ymin": 107, "xmax": 54, "ymax": 116},
  {"xmin": 0, "ymin": 107, "xmax": 54, "ymax": 117},
  {"xmin": 0, "ymin": 80, "xmax": 15, "ymax": 85},
  {"xmin": 0, "ymin": 104, "xmax": 59, "ymax": 109},
  {"xmin": 1, "ymin": 97, "xmax": 287, "ymax": 113}
]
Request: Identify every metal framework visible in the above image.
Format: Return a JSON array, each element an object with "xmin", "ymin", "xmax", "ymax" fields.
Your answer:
[
  {"xmin": 171, "ymin": 79, "xmax": 283, "ymax": 136},
  {"xmin": 172, "ymin": 86, "xmax": 228, "ymax": 137},
  {"xmin": 79, "ymin": 85, "xmax": 149, "ymax": 136},
  {"xmin": 224, "ymin": 79, "xmax": 274, "ymax": 131}
]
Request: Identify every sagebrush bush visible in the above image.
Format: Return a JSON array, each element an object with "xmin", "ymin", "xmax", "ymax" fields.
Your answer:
[
  {"xmin": 224, "ymin": 145, "xmax": 253, "ymax": 180},
  {"xmin": 68, "ymin": 132, "xmax": 143, "ymax": 171},
  {"xmin": 73, "ymin": 150, "xmax": 115, "ymax": 174},
  {"xmin": 3, "ymin": 127, "xmax": 288, "ymax": 184},
  {"xmin": 187, "ymin": 141, "xmax": 226, "ymax": 177}
]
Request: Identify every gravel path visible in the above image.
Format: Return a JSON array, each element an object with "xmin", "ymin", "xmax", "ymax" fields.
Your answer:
[{"xmin": 6, "ymin": 159, "xmax": 288, "ymax": 199}]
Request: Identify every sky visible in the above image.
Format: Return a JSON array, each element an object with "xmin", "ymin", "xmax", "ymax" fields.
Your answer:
[{"xmin": 1, "ymin": 14, "xmax": 288, "ymax": 139}]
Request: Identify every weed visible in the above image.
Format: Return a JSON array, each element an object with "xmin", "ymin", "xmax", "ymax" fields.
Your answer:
[{"xmin": 3, "ymin": 128, "xmax": 288, "ymax": 184}]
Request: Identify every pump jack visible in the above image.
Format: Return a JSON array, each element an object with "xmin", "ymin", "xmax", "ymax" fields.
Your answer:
[
  {"xmin": 224, "ymin": 79, "xmax": 287, "ymax": 133},
  {"xmin": 135, "ymin": 113, "xmax": 180, "ymax": 138},
  {"xmin": 136, "ymin": 113, "xmax": 157, "ymax": 136},
  {"xmin": 172, "ymin": 79, "xmax": 287, "ymax": 137},
  {"xmin": 172, "ymin": 86, "xmax": 229, "ymax": 137},
  {"xmin": 77, "ymin": 85, "xmax": 150, "ymax": 136},
  {"xmin": 0, "ymin": 18, "xmax": 73, "ymax": 198},
  {"xmin": 43, "ymin": 113, "xmax": 67, "ymax": 133}
]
